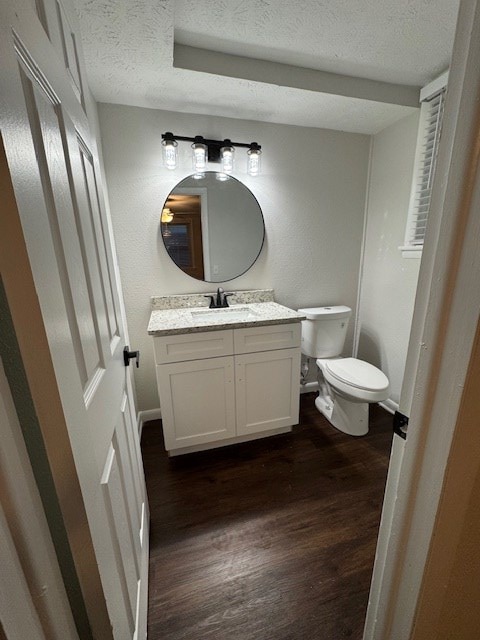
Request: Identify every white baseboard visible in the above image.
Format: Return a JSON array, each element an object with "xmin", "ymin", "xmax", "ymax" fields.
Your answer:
[
  {"xmin": 137, "ymin": 408, "xmax": 162, "ymax": 437},
  {"xmin": 300, "ymin": 381, "xmax": 319, "ymax": 394},
  {"xmin": 378, "ymin": 398, "xmax": 399, "ymax": 415}
]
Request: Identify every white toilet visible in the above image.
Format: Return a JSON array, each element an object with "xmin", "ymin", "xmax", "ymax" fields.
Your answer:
[{"xmin": 298, "ymin": 305, "xmax": 389, "ymax": 436}]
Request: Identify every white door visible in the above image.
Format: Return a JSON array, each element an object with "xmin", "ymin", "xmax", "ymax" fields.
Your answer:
[{"xmin": 0, "ymin": 1, "xmax": 148, "ymax": 638}]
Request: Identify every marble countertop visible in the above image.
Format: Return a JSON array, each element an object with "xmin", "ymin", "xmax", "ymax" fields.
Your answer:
[
  {"xmin": 151, "ymin": 288, "xmax": 275, "ymax": 310},
  {"xmin": 148, "ymin": 302, "xmax": 306, "ymax": 336}
]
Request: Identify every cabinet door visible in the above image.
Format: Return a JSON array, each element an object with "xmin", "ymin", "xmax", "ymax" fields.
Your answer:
[
  {"xmin": 235, "ymin": 348, "xmax": 301, "ymax": 436},
  {"xmin": 157, "ymin": 357, "xmax": 235, "ymax": 451}
]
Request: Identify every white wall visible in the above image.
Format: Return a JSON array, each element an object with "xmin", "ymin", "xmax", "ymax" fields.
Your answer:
[
  {"xmin": 356, "ymin": 112, "xmax": 421, "ymax": 406},
  {"xmin": 98, "ymin": 104, "xmax": 370, "ymax": 411}
]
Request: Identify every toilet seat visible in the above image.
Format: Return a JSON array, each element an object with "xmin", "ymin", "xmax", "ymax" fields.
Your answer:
[
  {"xmin": 317, "ymin": 357, "xmax": 389, "ymax": 402},
  {"xmin": 324, "ymin": 358, "xmax": 389, "ymax": 391}
]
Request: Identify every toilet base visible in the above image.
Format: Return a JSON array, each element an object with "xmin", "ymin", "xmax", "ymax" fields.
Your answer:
[{"xmin": 315, "ymin": 392, "xmax": 369, "ymax": 436}]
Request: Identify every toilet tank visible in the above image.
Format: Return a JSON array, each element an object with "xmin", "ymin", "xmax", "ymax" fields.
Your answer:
[{"xmin": 298, "ymin": 305, "xmax": 352, "ymax": 358}]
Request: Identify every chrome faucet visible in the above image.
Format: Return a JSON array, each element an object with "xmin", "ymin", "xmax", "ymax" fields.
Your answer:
[{"xmin": 204, "ymin": 287, "xmax": 233, "ymax": 308}]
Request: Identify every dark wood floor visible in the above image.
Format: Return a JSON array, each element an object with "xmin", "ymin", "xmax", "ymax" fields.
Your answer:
[{"xmin": 142, "ymin": 393, "xmax": 393, "ymax": 640}]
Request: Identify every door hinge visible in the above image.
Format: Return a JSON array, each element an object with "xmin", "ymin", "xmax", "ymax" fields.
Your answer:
[{"xmin": 393, "ymin": 411, "xmax": 408, "ymax": 440}]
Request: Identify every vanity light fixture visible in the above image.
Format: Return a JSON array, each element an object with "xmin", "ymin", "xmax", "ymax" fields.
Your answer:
[
  {"xmin": 247, "ymin": 142, "xmax": 262, "ymax": 176},
  {"xmin": 192, "ymin": 136, "xmax": 207, "ymax": 172},
  {"xmin": 161, "ymin": 132, "xmax": 178, "ymax": 170},
  {"xmin": 220, "ymin": 140, "xmax": 234, "ymax": 173},
  {"xmin": 161, "ymin": 132, "xmax": 262, "ymax": 175}
]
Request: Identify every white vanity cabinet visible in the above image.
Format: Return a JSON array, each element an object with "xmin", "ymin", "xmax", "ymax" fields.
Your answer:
[{"xmin": 153, "ymin": 323, "xmax": 301, "ymax": 454}]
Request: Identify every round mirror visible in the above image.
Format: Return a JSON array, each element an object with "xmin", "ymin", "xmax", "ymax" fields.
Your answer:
[{"xmin": 161, "ymin": 172, "xmax": 265, "ymax": 282}]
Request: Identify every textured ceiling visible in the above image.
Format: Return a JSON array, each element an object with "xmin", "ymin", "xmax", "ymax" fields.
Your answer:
[
  {"xmin": 74, "ymin": 0, "xmax": 458, "ymax": 134},
  {"xmin": 175, "ymin": 0, "xmax": 458, "ymax": 86}
]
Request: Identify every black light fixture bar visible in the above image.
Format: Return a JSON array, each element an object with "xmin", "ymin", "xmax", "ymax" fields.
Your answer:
[
  {"xmin": 162, "ymin": 132, "xmax": 261, "ymax": 163},
  {"xmin": 162, "ymin": 132, "xmax": 260, "ymax": 149}
]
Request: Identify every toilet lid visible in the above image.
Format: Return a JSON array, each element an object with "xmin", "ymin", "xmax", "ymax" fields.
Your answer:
[{"xmin": 324, "ymin": 358, "xmax": 389, "ymax": 391}]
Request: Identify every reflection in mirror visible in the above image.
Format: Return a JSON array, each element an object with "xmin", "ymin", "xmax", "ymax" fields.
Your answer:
[{"xmin": 161, "ymin": 172, "xmax": 265, "ymax": 282}]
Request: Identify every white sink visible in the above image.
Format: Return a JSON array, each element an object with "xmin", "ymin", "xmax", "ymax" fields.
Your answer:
[{"xmin": 191, "ymin": 307, "xmax": 259, "ymax": 322}]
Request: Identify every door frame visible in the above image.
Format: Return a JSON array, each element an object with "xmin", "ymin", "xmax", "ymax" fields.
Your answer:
[{"xmin": 364, "ymin": 0, "xmax": 480, "ymax": 637}]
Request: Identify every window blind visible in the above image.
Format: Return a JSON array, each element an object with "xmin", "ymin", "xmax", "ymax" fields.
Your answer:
[{"xmin": 404, "ymin": 88, "xmax": 446, "ymax": 248}]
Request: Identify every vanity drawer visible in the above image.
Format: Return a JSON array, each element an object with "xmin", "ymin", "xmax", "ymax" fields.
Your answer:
[
  {"xmin": 153, "ymin": 329, "xmax": 234, "ymax": 364},
  {"xmin": 234, "ymin": 323, "xmax": 301, "ymax": 354}
]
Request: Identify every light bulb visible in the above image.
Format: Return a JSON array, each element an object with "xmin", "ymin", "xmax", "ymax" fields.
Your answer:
[
  {"xmin": 162, "ymin": 136, "xmax": 177, "ymax": 170},
  {"xmin": 221, "ymin": 141, "xmax": 234, "ymax": 173},
  {"xmin": 247, "ymin": 143, "xmax": 262, "ymax": 176},
  {"xmin": 161, "ymin": 207, "xmax": 173, "ymax": 223},
  {"xmin": 192, "ymin": 138, "xmax": 207, "ymax": 171}
]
